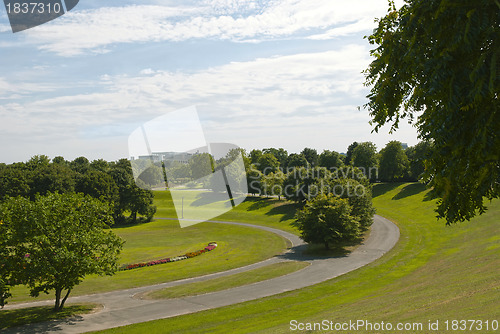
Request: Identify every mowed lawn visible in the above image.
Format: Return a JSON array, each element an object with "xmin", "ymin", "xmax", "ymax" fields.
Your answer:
[
  {"xmin": 6, "ymin": 192, "xmax": 290, "ymax": 304},
  {"xmin": 95, "ymin": 183, "xmax": 500, "ymax": 333},
  {"xmin": 154, "ymin": 190, "xmax": 300, "ymax": 235}
]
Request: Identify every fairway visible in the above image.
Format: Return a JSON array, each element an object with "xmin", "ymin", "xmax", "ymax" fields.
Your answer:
[{"xmin": 95, "ymin": 183, "xmax": 499, "ymax": 333}]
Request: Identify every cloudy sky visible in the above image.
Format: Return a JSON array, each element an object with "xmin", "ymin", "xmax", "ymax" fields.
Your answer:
[{"xmin": 0, "ymin": 0, "xmax": 416, "ymax": 164}]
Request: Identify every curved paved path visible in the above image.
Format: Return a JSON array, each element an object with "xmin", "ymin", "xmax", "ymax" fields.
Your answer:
[{"xmin": 4, "ymin": 215, "xmax": 399, "ymax": 334}]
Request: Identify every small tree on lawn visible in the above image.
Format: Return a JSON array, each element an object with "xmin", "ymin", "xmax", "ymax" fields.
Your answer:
[
  {"xmin": 0, "ymin": 192, "xmax": 124, "ymax": 311},
  {"xmin": 294, "ymin": 194, "xmax": 360, "ymax": 250}
]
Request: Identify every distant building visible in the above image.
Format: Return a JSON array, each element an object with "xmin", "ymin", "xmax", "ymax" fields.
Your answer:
[{"xmin": 138, "ymin": 152, "xmax": 194, "ymax": 164}]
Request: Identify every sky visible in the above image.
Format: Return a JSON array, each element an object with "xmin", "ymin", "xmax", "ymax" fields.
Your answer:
[{"xmin": 0, "ymin": 0, "xmax": 417, "ymax": 164}]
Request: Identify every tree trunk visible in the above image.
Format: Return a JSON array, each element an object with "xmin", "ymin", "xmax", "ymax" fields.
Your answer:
[
  {"xmin": 59, "ymin": 289, "xmax": 71, "ymax": 310},
  {"xmin": 54, "ymin": 288, "xmax": 72, "ymax": 311},
  {"xmin": 324, "ymin": 241, "xmax": 329, "ymax": 250},
  {"xmin": 54, "ymin": 288, "xmax": 61, "ymax": 311}
]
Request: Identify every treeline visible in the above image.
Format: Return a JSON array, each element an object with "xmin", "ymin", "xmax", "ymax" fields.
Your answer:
[
  {"xmin": 244, "ymin": 140, "xmax": 432, "ymax": 183},
  {"xmin": 0, "ymin": 155, "xmax": 156, "ymax": 225}
]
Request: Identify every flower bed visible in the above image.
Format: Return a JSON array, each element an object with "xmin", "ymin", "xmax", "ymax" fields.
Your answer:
[{"xmin": 120, "ymin": 242, "xmax": 217, "ymax": 271}]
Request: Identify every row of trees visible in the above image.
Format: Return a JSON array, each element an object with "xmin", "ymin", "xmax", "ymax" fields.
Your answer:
[
  {"xmin": 131, "ymin": 140, "xmax": 434, "ymax": 194},
  {"xmin": 241, "ymin": 150, "xmax": 377, "ymax": 250},
  {"xmin": 244, "ymin": 140, "xmax": 433, "ymax": 184},
  {"xmin": 0, "ymin": 156, "xmax": 156, "ymax": 310},
  {"xmin": 0, "ymin": 155, "xmax": 156, "ymax": 225}
]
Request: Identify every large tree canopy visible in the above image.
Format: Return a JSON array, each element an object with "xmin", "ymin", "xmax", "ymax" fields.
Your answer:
[
  {"xmin": 0, "ymin": 193, "xmax": 123, "ymax": 311},
  {"xmin": 364, "ymin": 0, "xmax": 499, "ymax": 224}
]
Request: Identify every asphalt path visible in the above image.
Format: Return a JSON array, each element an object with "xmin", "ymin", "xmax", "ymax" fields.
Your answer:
[{"xmin": 4, "ymin": 215, "xmax": 399, "ymax": 334}]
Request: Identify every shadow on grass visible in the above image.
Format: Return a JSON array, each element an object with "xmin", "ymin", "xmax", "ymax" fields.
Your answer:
[
  {"xmin": 391, "ymin": 183, "xmax": 427, "ymax": 200},
  {"xmin": 189, "ymin": 192, "xmax": 232, "ymax": 207},
  {"xmin": 278, "ymin": 232, "xmax": 367, "ymax": 261},
  {"xmin": 372, "ymin": 183, "xmax": 402, "ymax": 198},
  {"xmin": 245, "ymin": 196, "xmax": 277, "ymax": 211},
  {"xmin": 0, "ymin": 304, "xmax": 99, "ymax": 332},
  {"xmin": 424, "ymin": 188, "xmax": 439, "ymax": 201},
  {"xmin": 265, "ymin": 202, "xmax": 301, "ymax": 222}
]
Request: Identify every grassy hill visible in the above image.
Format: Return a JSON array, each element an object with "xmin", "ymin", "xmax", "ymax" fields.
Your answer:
[
  {"xmin": 6, "ymin": 198, "xmax": 290, "ymax": 304},
  {"xmin": 97, "ymin": 183, "xmax": 499, "ymax": 333}
]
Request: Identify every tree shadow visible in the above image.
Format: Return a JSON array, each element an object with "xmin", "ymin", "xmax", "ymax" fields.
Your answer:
[
  {"xmin": 372, "ymin": 182, "xmax": 402, "ymax": 198},
  {"xmin": 391, "ymin": 183, "xmax": 427, "ymax": 200},
  {"xmin": 276, "ymin": 238, "xmax": 361, "ymax": 261},
  {"xmin": 189, "ymin": 192, "xmax": 232, "ymax": 208},
  {"xmin": 265, "ymin": 202, "xmax": 301, "ymax": 222},
  {"xmin": 1, "ymin": 308, "xmax": 87, "ymax": 333},
  {"xmin": 245, "ymin": 197, "xmax": 277, "ymax": 211},
  {"xmin": 423, "ymin": 188, "xmax": 439, "ymax": 201}
]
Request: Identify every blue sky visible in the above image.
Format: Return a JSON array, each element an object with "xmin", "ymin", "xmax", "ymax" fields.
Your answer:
[{"xmin": 0, "ymin": 0, "xmax": 416, "ymax": 164}]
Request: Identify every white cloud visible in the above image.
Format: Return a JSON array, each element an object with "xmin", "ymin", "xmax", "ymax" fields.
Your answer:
[
  {"xmin": 0, "ymin": 77, "xmax": 57, "ymax": 99},
  {"xmin": 23, "ymin": 0, "xmax": 392, "ymax": 56},
  {"xmin": 0, "ymin": 45, "xmax": 374, "ymax": 147}
]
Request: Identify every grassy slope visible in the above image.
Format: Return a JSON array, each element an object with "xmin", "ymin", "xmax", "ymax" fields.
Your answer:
[
  {"xmin": 97, "ymin": 183, "xmax": 499, "ymax": 333},
  {"xmin": 154, "ymin": 190, "xmax": 300, "ymax": 235},
  {"xmin": 7, "ymin": 216, "xmax": 288, "ymax": 304},
  {"xmin": 141, "ymin": 261, "xmax": 310, "ymax": 300}
]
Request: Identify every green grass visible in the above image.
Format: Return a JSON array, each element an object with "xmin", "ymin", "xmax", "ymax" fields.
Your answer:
[
  {"xmin": 139, "ymin": 261, "xmax": 310, "ymax": 300},
  {"xmin": 154, "ymin": 190, "xmax": 300, "ymax": 235},
  {"xmin": 95, "ymin": 183, "xmax": 500, "ymax": 333},
  {"xmin": 7, "ymin": 219, "xmax": 288, "ymax": 304},
  {"xmin": 0, "ymin": 304, "xmax": 100, "ymax": 330}
]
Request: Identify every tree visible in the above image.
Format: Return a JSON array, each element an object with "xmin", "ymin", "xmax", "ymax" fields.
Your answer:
[
  {"xmin": 301, "ymin": 148, "xmax": 319, "ymax": 167},
  {"xmin": 70, "ymin": 156, "xmax": 90, "ymax": 174},
  {"xmin": 137, "ymin": 165, "xmax": 164, "ymax": 188},
  {"xmin": 25, "ymin": 155, "xmax": 50, "ymax": 171},
  {"xmin": 0, "ymin": 167, "xmax": 30, "ymax": 200},
  {"xmin": 262, "ymin": 171, "xmax": 285, "ymax": 199},
  {"xmin": 321, "ymin": 178, "xmax": 375, "ymax": 230},
  {"xmin": 262, "ymin": 148, "xmax": 288, "ymax": 168},
  {"xmin": 247, "ymin": 166, "xmax": 263, "ymax": 196},
  {"xmin": 76, "ymin": 170, "xmax": 119, "ymax": 205},
  {"xmin": 257, "ymin": 153, "xmax": 280, "ymax": 175},
  {"xmin": 345, "ymin": 142, "xmax": 359, "ymax": 165},
  {"xmin": 249, "ymin": 149, "xmax": 263, "ymax": 165},
  {"xmin": 286, "ymin": 154, "xmax": 309, "ymax": 169},
  {"xmin": 89, "ymin": 159, "xmax": 110, "ymax": 172},
  {"xmin": 0, "ymin": 193, "xmax": 123, "ymax": 311},
  {"xmin": 189, "ymin": 153, "xmax": 213, "ymax": 180},
  {"xmin": 126, "ymin": 185, "xmax": 156, "ymax": 223},
  {"xmin": 364, "ymin": 0, "xmax": 499, "ymax": 224},
  {"xmin": 378, "ymin": 141, "xmax": 409, "ymax": 182},
  {"xmin": 405, "ymin": 140, "xmax": 434, "ymax": 181},
  {"xmin": 351, "ymin": 142, "xmax": 378, "ymax": 180},
  {"xmin": 318, "ymin": 150, "xmax": 343, "ymax": 170},
  {"xmin": 0, "ymin": 217, "xmax": 12, "ymax": 309},
  {"xmin": 109, "ymin": 162, "xmax": 155, "ymax": 224},
  {"xmin": 28, "ymin": 163, "xmax": 76, "ymax": 198},
  {"xmin": 52, "ymin": 156, "xmax": 68, "ymax": 165},
  {"xmin": 283, "ymin": 167, "xmax": 330, "ymax": 203},
  {"xmin": 294, "ymin": 194, "xmax": 361, "ymax": 250}
]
